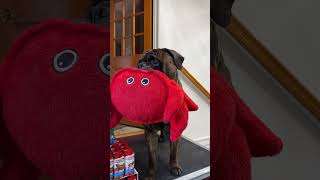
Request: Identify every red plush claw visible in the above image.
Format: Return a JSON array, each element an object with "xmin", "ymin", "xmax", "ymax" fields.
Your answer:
[
  {"xmin": 163, "ymin": 81, "xmax": 185, "ymax": 123},
  {"xmin": 235, "ymin": 98, "xmax": 283, "ymax": 157},
  {"xmin": 212, "ymin": 67, "xmax": 283, "ymax": 180},
  {"xmin": 183, "ymin": 91, "xmax": 198, "ymax": 111},
  {"xmin": 110, "ymin": 68, "xmax": 198, "ymax": 141}
]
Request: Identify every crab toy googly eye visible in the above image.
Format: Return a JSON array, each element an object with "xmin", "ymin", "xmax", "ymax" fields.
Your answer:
[
  {"xmin": 141, "ymin": 78, "xmax": 150, "ymax": 86},
  {"xmin": 127, "ymin": 77, "xmax": 134, "ymax": 84},
  {"xmin": 53, "ymin": 49, "xmax": 78, "ymax": 72}
]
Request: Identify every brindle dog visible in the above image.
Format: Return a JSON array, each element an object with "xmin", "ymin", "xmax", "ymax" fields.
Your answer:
[{"xmin": 137, "ymin": 48, "xmax": 184, "ymax": 180}]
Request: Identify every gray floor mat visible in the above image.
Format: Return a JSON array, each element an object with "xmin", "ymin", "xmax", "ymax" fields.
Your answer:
[{"xmin": 122, "ymin": 135, "xmax": 210, "ymax": 180}]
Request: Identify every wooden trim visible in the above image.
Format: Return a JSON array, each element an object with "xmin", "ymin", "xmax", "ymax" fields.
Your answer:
[
  {"xmin": 181, "ymin": 67, "xmax": 210, "ymax": 100},
  {"xmin": 110, "ymin": 0, "xmax": 115, "ymax": 57},
  {"xmin": 133, "ymin": 32, "xmax": 144, "ymax": 36},
  {"xmin": 120, "ymin": 119, "xmax": 144, "ymax": 128},
  {"xmin": 121, "ymin": 0, "xmax": 125, "ymax": 56},
  {"xmin": 121, "ymin": 32, "xmax": 144, "ymax": 39},
  {"xmin": 115, "ymin": 130, "xmax": 144, "ymax": 138},
  {"xmin": 144, "ymin": 0, "xmax": 152, "ymax": 50},
  {"xmin": 227, "ymin": 15, "xmax": 320, "ymax": 121},
  {"xmin": 113, "ymin": 11, "xmax": 144, "ymax": 21},
  {"xmin": 132, "ymin": 0, "xmax": 136, "ymax": 54}
]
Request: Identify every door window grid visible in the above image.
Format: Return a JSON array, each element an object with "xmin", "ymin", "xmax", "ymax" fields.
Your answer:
[{"xmin": 111, "ymin": 0, "xmax": 145, "ymax": 57}]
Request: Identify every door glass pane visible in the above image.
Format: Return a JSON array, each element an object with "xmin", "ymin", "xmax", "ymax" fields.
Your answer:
[
  {"xmin": 115, "ymin": 21, "xmax": 122, "ymax": 38},
  {"xmin": 135, "ymin": 35, "xmax": 144, "ymax": 54},
  {"xmin": 125, "ymin": 18, "xmax": 133, "ymax": 36},
  {"xmin": 135, "ymin": 0, "xmax": 144, "ymax": 13},
  {"xmin": 125, "ymin": 38, "xmax": 133, "ymax": 55},
  {"xmin": 135, "ymin": 14, "xmax": 144, "ymax": 34},
  {"xmin": 115, "ymin": 0, "xmax": 123, "ymax": 19},
  {"xmin": 115, "ymin": 39, "xmax": 122, "ymax": 56},
  {"xmin": 125, "ymin": 0, "xmax": 133, "ymax": 16}
]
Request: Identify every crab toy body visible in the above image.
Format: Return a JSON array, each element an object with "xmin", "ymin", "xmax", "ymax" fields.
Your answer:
[
  {"xmin": 110, "ymin": 68, "xmax": 198, "ymax": 141},
  {"xmin": 0, "ymin": 20, "xmax": 110, "ymax": 180}
]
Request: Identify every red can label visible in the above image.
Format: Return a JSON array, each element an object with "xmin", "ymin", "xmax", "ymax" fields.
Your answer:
[
  {"xmin": 110, "ymin": 153, "xmax": 114, "ymax": 179},
  {"xmin": 113, "ymin": 150, "xmax": 125, "ymax": 178},
  {"xmin": 123, "ymin": 148, "xmax": 135, "ymax": 176}
]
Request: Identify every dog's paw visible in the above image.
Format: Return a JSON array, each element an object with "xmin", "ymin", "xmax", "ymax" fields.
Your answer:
[{"xmin": 169, "ymin": 164, "xmax": 183, "ymax": 176}]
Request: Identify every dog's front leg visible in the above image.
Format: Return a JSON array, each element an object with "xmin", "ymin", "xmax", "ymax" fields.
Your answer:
[
  {"xmin": 144, "ymin": 125, "xmax": 158, "ymax": 180},
  {"xmin": 169, "ymin": 138, "xmax": 182, "ymax": 176}
]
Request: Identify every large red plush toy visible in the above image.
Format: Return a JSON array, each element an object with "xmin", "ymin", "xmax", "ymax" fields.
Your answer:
[
  {"xmin": 212, "ymin": 67, "xmax": 283, "ymax": 180},
  {"xmin": 0, "ymin": 20, "xmax": 110, "ymax": 180},
  {"xmin": 110, "ymin": 68, "xmax": 198, "ymax": 141}
]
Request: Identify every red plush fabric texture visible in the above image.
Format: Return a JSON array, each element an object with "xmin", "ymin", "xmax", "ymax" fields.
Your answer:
[
  {"xmin": 211, "ymin": 67, "xmax": 283, "ymax": 180},
  {"xmin": 110, "ymin": 68, "xmax": 198, "ymax": 141},
  {"xmin": 0, "ymin": 20, "xmax": 110, "ymax": 180}
]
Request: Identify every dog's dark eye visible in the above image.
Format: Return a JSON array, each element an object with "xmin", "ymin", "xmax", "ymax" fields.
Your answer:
[
  {"xmin": 99, "ymin": 53, "xmax": 110, "ymax": 75},
  {"xmin": 127, "ymin": 77, "xmax": 134, "ymax": 84},
  {"xmin": 53, "ymin": 49, "xmax": 77, "ymax": 72},
  {"xmin": 150, "ymin": 59, "xmax": 159, "ymax": 66},
  {"xmin": 141, "ymin": 78, "xmax": 150, "ymax": 86}
]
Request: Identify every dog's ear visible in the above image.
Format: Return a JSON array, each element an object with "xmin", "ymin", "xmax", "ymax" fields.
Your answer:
[{"xmin": 163, "ymin": 48, "xmax": 184, "ymax": 70}]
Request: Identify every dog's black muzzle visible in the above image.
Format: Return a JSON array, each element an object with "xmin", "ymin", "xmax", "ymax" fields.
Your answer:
[{"xmin": 137, "ymin": 56, "xmax": 162, "ymax": 71}]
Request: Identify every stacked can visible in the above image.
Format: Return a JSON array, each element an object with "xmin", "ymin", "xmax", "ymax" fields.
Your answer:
[
  {"xmin": 112, "ymin": 144, "xmax": 125, "ymax": 179},
  {"xmin": 118, "ymin": 141, "xmax": 135, "ymax": 176},
  {"xmin": 110, "ymin": 152, "xmax": 114, "ymax": 179},
  {"xmin": 110, "ymin": 140, "xmax": 135, "ymax": 179}
]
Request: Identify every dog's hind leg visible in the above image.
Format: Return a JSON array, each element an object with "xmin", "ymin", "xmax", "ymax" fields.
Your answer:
[
  {"xmin": 144, "ymin": 125, "xmax": 158, "ymax": 180},
  {"xmin": 169, "ymin": 138, "xmax": 182, "ymax": 176}
]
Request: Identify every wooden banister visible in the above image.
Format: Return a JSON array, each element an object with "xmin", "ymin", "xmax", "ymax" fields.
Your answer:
[
  {"xmin": 181, "ymin": 67, "xmax": 210, "ymax": 100},
  {"xmin": 227, "ymin": 15, "xmax": 320, "ymax": 121}
]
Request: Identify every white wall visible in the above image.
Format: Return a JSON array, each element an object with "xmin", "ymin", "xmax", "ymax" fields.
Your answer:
[
  {"xmin": 233, "ymin": 0, "xmax": 320, "ymax": 100},
  {"xmin": 155, "ymin": 0, "xmax": 210, "ymax": 145},
  {"xmin": 217, "ymin": 26, "xmax": 320, "ymax": 180}
]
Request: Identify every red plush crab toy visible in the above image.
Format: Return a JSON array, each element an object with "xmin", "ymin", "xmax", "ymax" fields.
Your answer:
[
  {"xmin": 110, "ymin": 68, "xmax": 198, "ymax": 141},
  {"xmin": 0, "ymin": 20, "xmax": 110, "ymax": 180},
  {"xmin": 211, "ymin": 67, "xmax": 283, "ymax": 180}
]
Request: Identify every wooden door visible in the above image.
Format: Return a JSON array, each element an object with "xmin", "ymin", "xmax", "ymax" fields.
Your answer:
[
  {"xmin": 110, "ymin": 0, "xmax": 152, "ymax": 73},
  {"xmin": 110, "ymin": 0, "xmax": 153, "ymax": 128}
]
